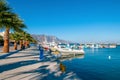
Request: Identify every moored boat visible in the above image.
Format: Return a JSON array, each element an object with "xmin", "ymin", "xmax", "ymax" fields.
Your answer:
[{"xmin": 57, "ymin": 48, "xmax": 84, "ymax": 54}]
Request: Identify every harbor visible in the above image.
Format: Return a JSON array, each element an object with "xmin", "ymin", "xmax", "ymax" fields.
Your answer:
[{"xmin": 1, "ymin": 0, "xmax": 120, "ymax": 80}]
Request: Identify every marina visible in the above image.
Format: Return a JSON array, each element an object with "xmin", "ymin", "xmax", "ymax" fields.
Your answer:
[
  {"xmin": 61, "ymin": 45, "xmax": 120, "ymax": 80},
  {"xmin": 0, "ymin": 0, "xmax": 120, "ymax": 80}
]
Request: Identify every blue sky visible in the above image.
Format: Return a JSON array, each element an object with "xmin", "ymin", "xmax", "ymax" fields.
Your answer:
[{"xmin": 8, "ymin": 0, "xmax": 120, "ymax": 43}]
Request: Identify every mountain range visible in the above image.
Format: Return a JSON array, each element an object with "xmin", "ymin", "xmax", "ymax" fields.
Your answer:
[{"xmin": 31, "ymin": 34, "xmax": 69, "ymax": 43}]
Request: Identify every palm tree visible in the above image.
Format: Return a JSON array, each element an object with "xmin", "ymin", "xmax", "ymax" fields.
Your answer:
[
  {"xmin": 17, "ymin": 31, "xmax": 26, "ymax": 49},
  {"xmin": 0, "ymin": 35, "xmax": 3, "ymax": 46},
  {"xmin": 25, "ymin": 34, "xmax": 31, "ymax": 48},
  {"xmin": 14, "ymin": 30, "xmax": 27, "ymax": 49},
  {"xmin": 0, "ymin": 0, "xmax": 26, "ymax": 53},
  {"xmin": 18, "ymin": 31, "xmax": 37, "ymax": 48},
  {"xmin": 20, "ymin": 31, "xmax": 31, "ymax": 48},
  {"xmin": 11, "ymin": 30, "xmax": 25, "ymax": 50},
  {"xmin": 10, "ymin": 32, "xmax": 20, "ymax": 50},
  {"xmin": 25, "ymin": 33, "xmax": 37, "ymax": 48},
  {"xmin": 0, "ymin": 35, "xmax": 3, "ymax": 40}
]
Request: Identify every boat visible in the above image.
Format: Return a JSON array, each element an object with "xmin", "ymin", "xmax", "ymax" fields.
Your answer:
[
  {"xmin": 57, "ymin": 48, "xmax": 84, "ymax": 54},
  {"xmin": 109, "ymin": 44, "xmax": 116, "ymax": 48},
  {"xmin": 50, "ymin": 47, "xmax": 84, "ymax": 58}
]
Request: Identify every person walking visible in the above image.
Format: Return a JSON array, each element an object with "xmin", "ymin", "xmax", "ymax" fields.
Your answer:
[{"xmin": 39, "ymin": 46, "xmax": 44, "ymax": 60}]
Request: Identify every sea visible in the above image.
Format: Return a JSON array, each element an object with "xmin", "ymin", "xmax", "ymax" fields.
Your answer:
[{"xmin": 62, "ymin": 45, "xmax": 120, "ymax": 80}]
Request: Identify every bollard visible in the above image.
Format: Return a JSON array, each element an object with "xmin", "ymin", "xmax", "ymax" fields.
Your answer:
[{"xmin": 60, "ymin": 63, "xmax": 66, "ymax": 73}]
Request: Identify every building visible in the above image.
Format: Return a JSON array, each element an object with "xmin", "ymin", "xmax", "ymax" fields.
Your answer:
[{"xmin": 0, "ymin": 32, "xmax": 4, "ymax": 37}]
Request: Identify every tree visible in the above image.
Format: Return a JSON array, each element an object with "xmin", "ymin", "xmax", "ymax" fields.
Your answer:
[
  {"xmin": 0, "ymin": 35, "xmax": 3, "ymax": 40},
  {"xmin": 25, "ymin": 33, "xmax": 37, "ymax": 47},
  {"xmin": 0, "ymin": 35, "xmax": 3, "ymax": 46},
  {"xmin": 0, "ymin": 0, "xmax": 26, "ymax": 53},
  {"xmin": 10, "ymin": 32, "xmax": 20, "ymax": 50},
  {"xmin": 19, "ymin": 31, "xmax": 36, "ymax": 48}
]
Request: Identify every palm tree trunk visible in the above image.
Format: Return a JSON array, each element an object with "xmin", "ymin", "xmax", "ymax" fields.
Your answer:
[
  {"xmin": 27, "ymin": 41, "xmax": 30, "ymax": 48},
  {"xmin": 23, "ymin": 40, "xmax": 26, "ymax": 49},
  {"xmin": 20, "ymin": 40, "xmax": 23, "ymax": 49},
  {"xmin": 14, "ymin": 41, "xmax": 17, "ymax": 50},
  {"xmin": 26, "ymin": 41, "xmax": 29, "ymax": 48},
  {"xmin": 3, "ymin": 28, "xmax": 10, "ymax": 53},
  {"xmin": 25, "ymin": 41, "xmax": 28, "ymax": 48}
]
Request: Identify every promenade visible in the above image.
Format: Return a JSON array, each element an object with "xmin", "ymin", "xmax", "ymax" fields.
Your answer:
[{"xmin": 0, "ymin": 46, "xmax": 80, "ymax": 80}]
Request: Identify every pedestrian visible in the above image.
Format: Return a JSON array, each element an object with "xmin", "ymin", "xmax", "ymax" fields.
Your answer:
[{"xmin": 39, "ymin": 47, "xmax": 44, "ymax": 60}]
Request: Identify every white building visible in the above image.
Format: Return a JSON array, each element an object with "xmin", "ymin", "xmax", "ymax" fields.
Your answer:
[{"xmin": 0, "ymin": 32, "xmax": 4, "ymax": 37}]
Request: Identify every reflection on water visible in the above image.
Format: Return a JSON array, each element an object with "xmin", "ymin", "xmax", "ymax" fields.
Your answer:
[
  {"xmin": 91, "ymin": 48, "xmax": 99, "ymax": 53},
  {"xmin": 58, "ymin": 54, "xmax": 84, "ymax": 73},
  {"xmin": 91, "ymin": 48, "xmax": 94, "ymax": 53},
  {"xmin": 59, "ymin": 54, "xmax": 84, "ymax": 61}
]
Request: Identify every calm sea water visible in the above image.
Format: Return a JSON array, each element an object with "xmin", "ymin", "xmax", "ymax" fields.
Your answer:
[{"xmin": 62, "ymin": 46, "xmax": 120, "ymax": 80}]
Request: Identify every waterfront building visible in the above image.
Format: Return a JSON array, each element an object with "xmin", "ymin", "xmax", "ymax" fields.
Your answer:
[{"xmin": 0, "ymin": 32, "xmax": 4, "ymax": 37}]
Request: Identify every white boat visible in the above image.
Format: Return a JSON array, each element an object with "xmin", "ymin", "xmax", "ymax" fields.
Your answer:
[
  {"xmin": 50, "ymin": 47, "xmax": 84, "ymax": 59},
  {"xmin": 109, "ymin": 44, "xmax": 116, "ymax": 48},
  {"xmin": 56, "ymin": 48, "xmax": 84, "ymax": 54}
]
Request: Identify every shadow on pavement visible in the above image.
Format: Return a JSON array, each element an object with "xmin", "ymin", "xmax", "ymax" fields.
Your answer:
[{"xmin": 0, "ymin": 50, "xmax": 21, "ymax": 59}]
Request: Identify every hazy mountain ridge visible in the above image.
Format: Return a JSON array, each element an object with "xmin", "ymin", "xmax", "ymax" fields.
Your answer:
[{"xmin": 31, "ymin": 34, "xmax": 69, "ymax": 43}]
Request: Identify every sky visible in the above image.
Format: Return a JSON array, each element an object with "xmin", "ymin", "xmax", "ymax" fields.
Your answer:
[{"xmin": 7, "ymin": 0, "xmax": 120, "ymax": 43}]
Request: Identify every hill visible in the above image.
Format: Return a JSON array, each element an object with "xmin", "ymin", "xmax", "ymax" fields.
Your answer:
[{"xmin": 31, "ymin": 34, "xmax": 69, "ymax": 44}]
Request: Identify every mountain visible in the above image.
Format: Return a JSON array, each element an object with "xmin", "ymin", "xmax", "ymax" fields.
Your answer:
[{"xmin": 31, "ymin": 34, "xmax": 69, "ymax": 43}]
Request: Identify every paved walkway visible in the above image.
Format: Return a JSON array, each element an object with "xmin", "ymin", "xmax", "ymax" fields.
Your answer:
[{"xmin": 0, "ymin": 46, "xmax": 80, "ymax": 80}]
